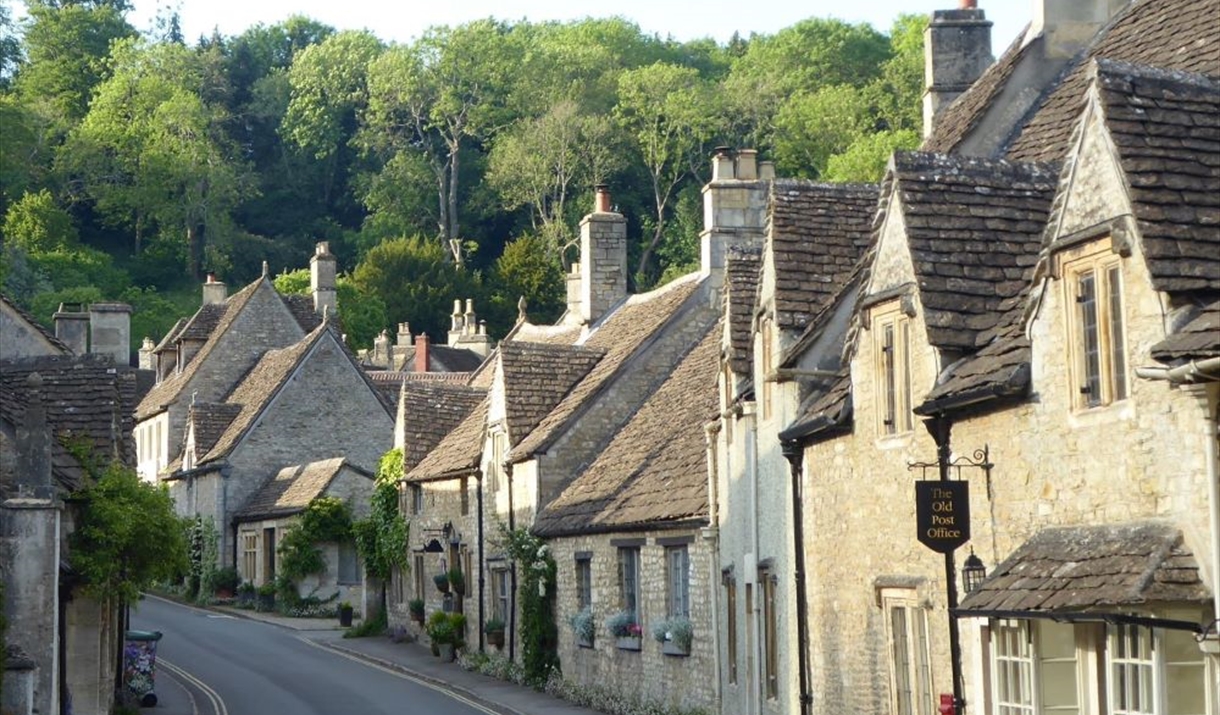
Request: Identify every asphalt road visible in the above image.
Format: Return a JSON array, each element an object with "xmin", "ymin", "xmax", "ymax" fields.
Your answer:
[{"xmin": 129, "ymin": 597, "xmax": 492, "ymax": 715}]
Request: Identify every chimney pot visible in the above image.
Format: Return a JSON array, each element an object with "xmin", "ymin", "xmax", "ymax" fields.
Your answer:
[
  {"xmin": 759, "ymin": 161, "xmax": 776, "ymax": 181},
  {"xmin": 594, "ymin": 185, "xmax": 611, "ymax": 213},
  {"xmin": 736, "ymin": 149, "xmax": 758, "ymax": 180},
  {"xmin": 960, "ymin": 0, "xmax": 976, "ymax": 7},
  {"xmin": 310, "ymin": 241, "xmax": 337, "ymax": 315},
  {"xmin": 414, "ymin": 333, "xmax": 430, "ymax": 373},
  {"xmin": 711, "ymin": 147, "xmax": 735, "ymax": 181}
]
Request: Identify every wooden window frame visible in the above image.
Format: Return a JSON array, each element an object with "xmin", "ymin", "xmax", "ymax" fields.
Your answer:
[
  {"xmin": 575, "ymin": 556, "xmax": 592, "ymax": 611},
  {"xmin": 617, "ymin": 546, "xmax": 641, "ymax": 617},
  {"xmin": 242, "ymin": 532, "xmax": 259, "ymax": 584},
  {"xmin": 725, "ymin": 575, "xmax": 738, "ymax": 684},
  {"xmin": 1058, "ymin": 240, "xmax": 1128, "ymax": 410},
  {"xmin": 872, "ymin": 304, "xmax": 913, "ymax": 436},
  {"xmin": 666, "ymin": 545, "xmax": 690, "ymax": 618},
  {"xmin": 880, "ymin": 588, "xmax": 932, "ymax": 715}
]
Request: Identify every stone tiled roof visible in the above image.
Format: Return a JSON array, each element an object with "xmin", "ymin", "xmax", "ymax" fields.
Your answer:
[
  {"xmin": 0, "ymin": 355, "xmax": 139, "ymax": 490},
  {"xmin": 725, "ymin": 247, "xmax": 762, "ymax": 376},
  {"xmin": 1151, "ymin": 298, "xmax": 1220, "ymax": 360},
  {"xmin": 770, "ymin": 181, "xmax": 880, "ymax": 331},
  {"xmin": 1094, "ymin": 60, "xmax": 1220, "ymax": 293},
  {"xmin": 499, "ymin": 341, "xmax": 603, "ymax": 449},
  {"xmin": 510, "ymin": 277, "xmax": 701, "ymax": 461},
  {"xmin": 502, "ymin": 321, "xmax": 583, "ymax": 347},
  {"xmin": 777, "ymin": 373, "xmax": 853, "ymax": 444},
  {"xmin": 394, "ymin": 344, "xmax": 486, "ymax": 373},
  {"xmin": 189, "ymin": 402, "xmax": 242, "ymax": 457},
  {"xmin": 281, "ymin": 294, "xmax": 325, "ymax": 333},
  {"xmin": 2, "ymin": 294, "xmax": 70, "ymax": 354},
  {"xmin": 892, "ymin": 152, "xmax": 1058, "ymax": 350},
  {"xmin": 533, "ymin": 322, "xmax": 720, "ymax": 537},
  {"xmin": 178, "ymin": 303, "xmax": 228, "ymax": 342},
  {"xmin": 959, "ymin": 522, "xmax": 1210, "ymax": 613},
  {"xmin": 400, "ymin": 382, "xmax": 486, "ymax": 471},
  {"xmin": 406, "ymin": 397, "xmax": 488, "ymax": 482},
  {"xmin": 922, "ymin": 25, "xmax": 1035, "ymax": 154},
  {"xmin": 152, "ymin": 318, "xmax": 188, "ymax": 353},
  {"xmin": 136, "ymin": 279, "xmax": 265, "ymax": 419},
  {"xmin": 235, "ymin": 457, "xmax": 369, "ymax": 521},
  {"xmin": 1006, "ymin": 0, "xmax": 1220, "ymax": 164}
]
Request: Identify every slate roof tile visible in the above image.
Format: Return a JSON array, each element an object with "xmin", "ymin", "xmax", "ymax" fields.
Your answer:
[
  {"xmin": 1151, "ymin": 297, "xmax": 1220, "ymax": 360},
  {"xmin": 235, "ymin": 457, "xmax": 368, "ymax": 521},
  {"xmin": 726, "ymin": 247, "xmax": 762, "ymax": 376},
  {"xmin": 1006, "ymin": 0, "xmax": 1220, "ymax": 164},
  {"xmin": 959, "ymin": 522, "xmax": 1210, "ymax": 612},
  {"xmin": 533, "ymin": 322, "xmax": 721, "ymax": 537},
  {"xmin": 0, "ymin": 355, "xmax": 140, "ymax": 490},
  {"xmin": 1094, "ymin": 59, "xmax": 1220, "ymax": 294},
  {"xmin": 510, "ymin": 277, "xmax": 701, "ymax": 461},
  {"xmin": 399, "ymin": 382, "xmax": 486, "ymax": 471},
  {"xmin": 892, "ymin": 152, "xmax": 1059, "ymax": 350},
  {"xmin": 770, "ymin": 181, "xmax": 880, "ymax": 331},
  {"xmin": 405, "ymin": 398, "xmax": 489, "ymax": 482},
  {"xmin": 500, "ymin": 341, "xmax": 604, "ymax": 449}
]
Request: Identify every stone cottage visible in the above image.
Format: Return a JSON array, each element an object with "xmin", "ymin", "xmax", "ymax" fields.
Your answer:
[
  {"xmin": 1, "ymin": 295, "xmax": 145, "ymax": 715},
  {"xmin": 233, "ymin": 457, "xmax": 375, "ymax": 602},
  {"xmin": 763, "ymin": 0, "xmax": 1219, "ymax": 713},
  {"xmin": 533, "ymin": 321, "xmax": 722, "ymax": 712}
]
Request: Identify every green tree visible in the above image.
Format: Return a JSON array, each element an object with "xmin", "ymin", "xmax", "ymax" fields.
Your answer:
[
  {"xmin": 615, "ymin": 62, "xmax": 720, "ymax": 279},
  {"xmin": 350, "ymin": 236, "xmax": 477, "ymax": 342},
  {"xmin": 824, "ymin": 129, "xmax": 920, "ymax": 182},
  {"xmin": 2, "ymin": 189, "xmax": 79, "ymax": 253},
  {"xmin": 771, "ymin": 85, "xmax": 872, "ymax": 179},
  {"xmin": 491, "ymin": 232, "xmax": 565, "ymax": 327},
  {"xmin": 274, "ymin": 267, "xmax": 387, "ymax": 350},
  {"xmin": 70, "ymin": 462, "xmax": 189, "ymax": 603}
]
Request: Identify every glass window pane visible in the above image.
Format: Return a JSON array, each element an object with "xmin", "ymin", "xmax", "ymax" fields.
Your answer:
[
  {"xmin": 1078, "ymin": 272, "xmax": 1102, "ymax": 406},
  {"xmin": 1107, "ymin": 266, "xmax": 1127, "ymax": 400}
]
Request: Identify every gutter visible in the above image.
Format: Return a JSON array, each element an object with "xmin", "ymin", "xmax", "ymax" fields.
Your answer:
[
  {"xmin": 913, "ymin": 367, "xmax": 1030, "ymax": 418},
  {"xmin": 1134, "ymin": 357, "xmax": 1220, "ymax": 384}
]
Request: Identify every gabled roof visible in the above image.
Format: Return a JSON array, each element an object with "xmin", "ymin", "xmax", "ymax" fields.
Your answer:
[
  {"xmin": 1006, "ymin": 0, "xmax": 1220, "ymax": 164},
  {"xmin": 405, "ymin": 397, "xmax": 488, "ymax": 482},
  {"xmin": 532, "ymin": 322, "xmax": 721, "ymax": 538},
  {"xmin": 281, "ymin": 294, "xmax": 324, "ymax": 333},
  {"xmin": 0, "ymin": 355, "xmax": 139, "ymax": 490},
  {"xmin": 777, "ymin": 372, "xmax": 853, "ymax": 445},
  {"xmin": 177, "ymin": 303, "xmax": 229, "ymax": 342},
  {"xmin": 399, "ymin": 382, "xmax": 487, "ymax": 471},
  {"xmin": 498, "ymin": 341, "xmax": 603, "ymax": 448},
  {"xmin": 189, "ymin": 402, "xmax": 242, "ymax": 458},
  {"xmin": 725, "ymin": 247, "xmax": 762, "ymax": 376},
  {"xmin": 235, "ymin": 457, "xmax": 370, "ymax": 522},
  {"xmin": 959, "ymin": 522, "xmax": 1210, "ymax": 614},
  {"xmin": 1, "ymin": 294, "xmax": 70, "ymax": 355},
  {"xmin": 152, "ymin": 318, "xmax": 188, "ymax": 353},
  {"xmin": 887, "ymin": 152, "xmax": 1058, "ymax": 350},
  {"xmin": 769, "ymin": 181, "xmax": 879, "ymax": 331},
  {"xmin": 393, "ymin": 344, "xmax": 486, "ymax": 373},
  {"xmin": 510, "ymin": 276, "xmax": 701, "ymax": 461},
  {"xmin": 1092, "ymin": 59, "xmax": 1220, "ymax": 294}
]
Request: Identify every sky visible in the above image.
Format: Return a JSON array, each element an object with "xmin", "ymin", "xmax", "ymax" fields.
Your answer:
[{"xmin": 110, "ymin": 0, "xmax": 1028, "ymax": 53}]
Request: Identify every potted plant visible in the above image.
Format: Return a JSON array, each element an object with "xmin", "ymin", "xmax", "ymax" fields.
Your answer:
[
  {"xmin": 567, "ymin": 606, "xmax": 594, "ymax": 648},
  {"xmin": 447, "ymin": 566, "xmax": 466, "ymax": 596},
  {"xmin": 484, "ymin": 617, "xmax": 506, "ymax": 649},
  {"xmin": 256, "ymin": 582, "xmax": 276, "ymax": 612},
  {"xmin": 426, "ymin": 611, "xmax": 466, "ymax": 661},
  {"xmin": 605, "ymin": 610, "xmax": 641, "ymax": 651},
  {"xmin": 337, "ymin": 601, "xmax": 354, "ymax": 628},
  {"xmin": 652, "ymin": 616, "xmax": 693, "ymax": 656},
  {"xmin": 236, "ymin": 582, "xmax": 255, "ymax": 608},
  {"xmin": 210, "ymin": 567, "xmax": 240, "ymax": 599},
  {"xmin": 408, "ymin": 598, "xmax": 425, "ymax": 624},
  {"xmin": 433, "ymin": 573, "xmax": 450, "ymax": 594}
]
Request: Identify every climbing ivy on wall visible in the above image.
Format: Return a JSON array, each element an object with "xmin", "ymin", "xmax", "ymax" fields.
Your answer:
[
  {"xmin": 278, "ymin": 497, "xmax": 354, "ymax": 580},
  {"xmin": 499, "ymin": 524, "xmax": 559, "ymax": 685},
  {"xmin": 188, "ymin": 516, "xmax": 220, "ymax": 602},
  {"xmin": 352, "ymin": 449, "xmax": 410, "ymax": 583}
]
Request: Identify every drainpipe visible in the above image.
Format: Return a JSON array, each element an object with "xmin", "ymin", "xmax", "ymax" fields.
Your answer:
[
  {"xmin": 926, "ymin": 414, "xmax": 967, "ymax": 715},
  {"xmin": 742, "ymin": 401, "xmax": 762, "ymax": 715},
  {"xmin": 476, "ymin": 468, "xmax": 486, "ymax": 653},
  {"xmin": 704, "ymin": 421, "xmax": 724, "ymax": 709},
  {"xmin": 1202, "ymin": 392, "xmax": 1220, "ymax": 684},
  {"xmin": 506, "ymin": 460, "xmax": 517, "ymax": 663},
  {"xmin": 782, "ymin": 439, "xmax": 813, "ymax": 715}
]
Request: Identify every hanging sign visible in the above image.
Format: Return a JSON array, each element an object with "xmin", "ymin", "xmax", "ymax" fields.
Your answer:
[{"xmin": 915, "ymin": 480, "xmax": 970, "ymax": 553}]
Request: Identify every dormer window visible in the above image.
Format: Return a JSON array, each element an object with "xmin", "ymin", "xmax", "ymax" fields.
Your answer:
[
  {"xmin": 1060, "ymin": 241, "xmax": 1127, "ymax": 410},
  {"xmin": 873, "ymin": 304, "xmax": 913, "ymax": 435}
]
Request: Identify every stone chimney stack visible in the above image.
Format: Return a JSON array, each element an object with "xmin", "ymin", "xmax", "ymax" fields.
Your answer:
[
  {"xmin": 310, "ymin": 241, "xmax": 337, "ymax": 316},
  {"xmin": 565, "ymin": 263, "xmax": 582, "ymax": 323},
  {"xmin": 579, "ymin": 185, "xmax": 628, "ymax": 326},
  {"xmin": 701, "ymin": 147, "xmax": 769, "ymax": 292},
  {"xmin": 414, "ymin": 333, "xmax": 431, "ymax": 373},
  {"xmin": 372, "ymin": 330, "xmax": 391, "ymax": 368},
  {"xmin": 396, "ymin": 322, "xmax": 412, "ymax": 347},
  {"xmin": 138, "ymin": 337, "xmax": 156, "ymax": 370},
  {"xmin": 88, "ymin": 302, "xmax": 131, "ymax": 365},
  {"xmin": 923, "ymin": 2, "xmax": 993, "ymax": 138},
  {"xmin": 202, "ymin": 274, "xmax": 227, "ymax": 305},
  {"xmin": 53, "ymin": 303, "xmax": 89, "ymax": 355},
  {"xmin": 1032, "ymin": 0, "xmax": 1127, "ymax": 59},
  {"xmin": 448, "ymin": 300, "xmax": 465, "ymax": 345}
]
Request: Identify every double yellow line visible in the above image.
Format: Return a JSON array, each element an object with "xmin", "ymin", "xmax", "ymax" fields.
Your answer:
[{"xmin": 161, "ymin": 658, "xmax": 230, "ymax": 715}]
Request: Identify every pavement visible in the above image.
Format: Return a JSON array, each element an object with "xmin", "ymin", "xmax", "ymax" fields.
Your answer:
[{"xmin": 142, "ymin": 600, "xmax": 600, "ymax": 715}]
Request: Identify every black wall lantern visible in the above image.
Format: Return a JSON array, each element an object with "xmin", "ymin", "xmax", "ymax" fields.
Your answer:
[{"xmin": 962, "ymin": 549, "xmax": 986, "ymax": 594}]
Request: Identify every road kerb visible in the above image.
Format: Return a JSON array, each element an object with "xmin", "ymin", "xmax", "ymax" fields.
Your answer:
[{"xmin": 308, "ymin": 639, "xmax": 526, "ymax": 715}]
